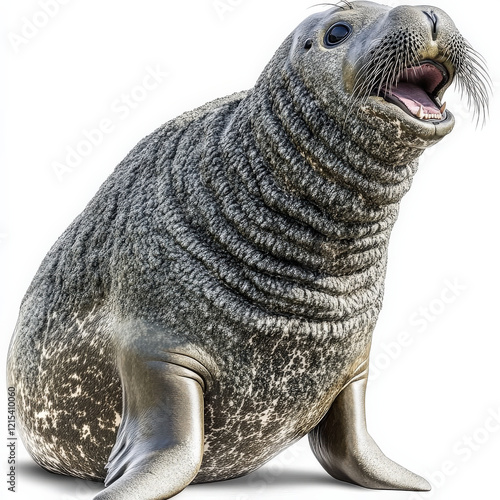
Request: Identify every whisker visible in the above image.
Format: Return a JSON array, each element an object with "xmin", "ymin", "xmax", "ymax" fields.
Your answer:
[
  {"xmin": 346, "ymin": 26, "xmax": 490, "ymax": 127},
  {"xmin": 308, "ymin": 1, "xmax": 353, "ymax": 11}
]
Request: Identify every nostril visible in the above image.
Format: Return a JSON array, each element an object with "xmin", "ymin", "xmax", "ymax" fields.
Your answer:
[{"xmin": 423, "ymin": 10, "xmax": 438, "ymax": 40}]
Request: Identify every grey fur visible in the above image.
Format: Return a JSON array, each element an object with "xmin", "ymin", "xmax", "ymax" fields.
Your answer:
[{"xmin": 7, "ymin": 1, "xmax": 489, "ymax": 498}]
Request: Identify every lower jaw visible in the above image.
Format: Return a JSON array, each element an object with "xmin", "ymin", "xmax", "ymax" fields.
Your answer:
[{"xmin": 368, "ymin": 96, "xmax": 456, "ymax": 143}]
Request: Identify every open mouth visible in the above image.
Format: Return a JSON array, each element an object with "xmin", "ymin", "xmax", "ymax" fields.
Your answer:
[{"xmin": 377, "ymin": 60, "xmax": 450, "ymax": 121}]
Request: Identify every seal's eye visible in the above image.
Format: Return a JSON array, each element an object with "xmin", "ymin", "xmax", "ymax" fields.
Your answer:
[{"xmin": 324, "ymin": 22, "xmax": 352, "ymax": 47}]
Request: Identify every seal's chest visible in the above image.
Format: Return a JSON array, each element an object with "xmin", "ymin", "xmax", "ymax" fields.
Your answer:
[
  {"xmin": 214, "ymin": 324, "xmax": 370, "ymax": 420},
  {"xmin": 198, "ymin": 333, "xmax": 365, "ymax": 482}
]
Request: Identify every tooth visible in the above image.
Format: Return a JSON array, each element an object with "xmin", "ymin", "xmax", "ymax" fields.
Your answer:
[
  {"xmin": 416, "ymin": 105, "xmax": 425, "ymax": 119},
  {"xmin": 440, "ymin": 102, "xmax": 447, "ymax": 114}
]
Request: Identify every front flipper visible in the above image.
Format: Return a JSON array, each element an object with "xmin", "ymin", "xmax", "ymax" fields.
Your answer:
[
  {"xmin": 94, "ymin": 349, "xmax": 206, "ymax": 500},
  {"xmin": 308, "ymin": 360, "xmax": 431, "ymax": 491}
]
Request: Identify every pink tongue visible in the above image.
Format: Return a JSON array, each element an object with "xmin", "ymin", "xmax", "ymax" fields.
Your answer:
[{"xmin": 388, "ymin": 82, "xmax": 440, "ymax": 116}]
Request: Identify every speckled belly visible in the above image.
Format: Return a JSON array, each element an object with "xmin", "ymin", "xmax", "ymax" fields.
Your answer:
[
  {"xmin": 194, "ymin": 322, "xmax": 372, "ymax": 482},
  {"xmin": 9, "ymin": 271, "xmax": 377, "ymax": 483}
]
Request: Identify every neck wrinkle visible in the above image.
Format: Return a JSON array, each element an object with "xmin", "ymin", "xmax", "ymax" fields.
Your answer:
[
  {"xmin": 282, "ymin": 63, "xmax": 420, "ymax": 187},
  {"xmin": 208, "ymin": 83, "xmax": 396, "ymax": 279},
  {"xmin": 258, "ymin": 59, "xmax": 421, "ymax": 208},
  {"xmin": 237, "ymin": 78, "xmax": 407, "ymax": 242}
]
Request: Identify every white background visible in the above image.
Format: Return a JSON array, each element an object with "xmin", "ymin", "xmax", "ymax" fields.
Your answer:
[{"xmin": 1, "ymin": 1, "xmax": 499, "ymax": 499}]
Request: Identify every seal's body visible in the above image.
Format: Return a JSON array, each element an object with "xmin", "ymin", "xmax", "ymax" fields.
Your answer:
[{"xmin": 7, "ymin": 2, "xmax": 488, "ymax": 499}]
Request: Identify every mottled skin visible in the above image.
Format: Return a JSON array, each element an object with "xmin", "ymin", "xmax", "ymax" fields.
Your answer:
[{"xmin": 7, "ymin": 2, "xmax": 487, "ymax": 499}]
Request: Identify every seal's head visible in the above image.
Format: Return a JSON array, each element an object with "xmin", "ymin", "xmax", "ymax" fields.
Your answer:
[{"xmin": 287, "ymin": 1, "xmax": 490, "ymax": 158}]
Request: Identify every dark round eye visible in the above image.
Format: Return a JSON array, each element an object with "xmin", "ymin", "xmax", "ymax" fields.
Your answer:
[{"xmin": 324, "ymin": 22, "xmax": 352, "ymax": 47}]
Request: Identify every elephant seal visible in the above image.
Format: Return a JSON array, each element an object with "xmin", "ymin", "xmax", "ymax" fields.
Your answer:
[{"xmin": 7, "ymin": 2, "xmax": 489, "ymax": 499}]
